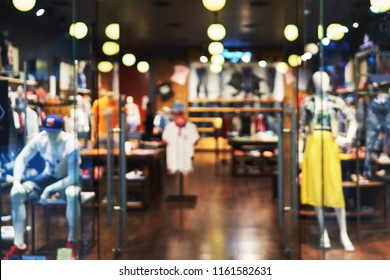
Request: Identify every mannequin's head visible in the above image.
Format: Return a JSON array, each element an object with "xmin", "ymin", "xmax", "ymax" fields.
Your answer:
[
  {"xmin": 126, "ymin": 96, "xmax": 134, "ymax": 104},
  {"xmin": 41, "ymin": 115, "xmax": 64, "ymax": 144},
  {"xmin": 312, "ymin": 71, "xmax": 330, "ymax": 95}
]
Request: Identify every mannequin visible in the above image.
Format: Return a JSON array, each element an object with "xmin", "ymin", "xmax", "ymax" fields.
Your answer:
[
  {"xmin": 77, "ymin": 61, "xmax": 87, "ymax": 89},
  {"xmin": 162, "ymin": 101, "xmax": 199, "ymax": 174},
  {"xmin": 91, "ymin": 90, "xmax": 119, "ymax": 148},
  {"xmin": 125, "ymin": 96, "xmax": 141, "ymax": 132},
  {"xmin": 299, "ymin": 71, "xmax": 357, "ymax": 252},
  {"xmin": 4, "ymin": 115, "xmax": 81, "ymax": 260}
]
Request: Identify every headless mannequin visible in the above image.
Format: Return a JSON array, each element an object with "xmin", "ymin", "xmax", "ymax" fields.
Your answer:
[
  {"xmin": 300, "ymin": 71, "xmax": 356, "ymax": 252},
  {"xmin": 77, "ymin": 61, "xmax": 87, "ymax": 89}
]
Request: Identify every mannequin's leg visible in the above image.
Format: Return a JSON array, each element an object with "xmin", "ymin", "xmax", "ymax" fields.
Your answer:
[
  {"xmin": 335, "ymin": 207, "xmax": 355, "ymax": 252},
  {"xmin": 315, "ymin": 206, "xmax": 331, "ymax": 249},
  {"xmin": 65, "ymin": 186, "xmax": 81, "ymax": 242},
  {"xmin": 10, "ymin": 186, "xmax": 28, "ymax": 249}
]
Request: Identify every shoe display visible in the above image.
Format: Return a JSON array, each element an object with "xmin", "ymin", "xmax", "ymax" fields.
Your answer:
[
  {"xmin": 3, "ymin": 244, "xmax": 28, "ymax": 260},
  {"xmin": 66, "ymin": 241, "xmax": 77, "ymax": 260}
]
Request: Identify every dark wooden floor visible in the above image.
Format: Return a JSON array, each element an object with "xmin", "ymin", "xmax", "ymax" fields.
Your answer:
[{"xmin": 2, "ymin": 151, "xmax": 390, "ymax": 260}]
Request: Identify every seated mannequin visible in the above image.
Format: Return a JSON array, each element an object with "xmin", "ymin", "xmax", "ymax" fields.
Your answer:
[
  {"xmin": 4, "ymin": 115, "xmax": 81, "ymax": 260},
  {"xmin": 299, "ymin": 71, "xmax": 357, "ymax": 252}
]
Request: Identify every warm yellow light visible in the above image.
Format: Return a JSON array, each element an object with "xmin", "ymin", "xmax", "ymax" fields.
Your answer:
[
  {"xmin": 202, "ymin": 0, "xmax": 226, "ymax": 11},
  {"xmin": 284, "ymin": 24, "xmax": 299, "ymax": 41},
  {"xmin": 288, "ymin": 54, "xmax": 302, "ymax": 67},
  {"xmin": 105, "ymin": 23, "xmax": 120, "ymax": 40},
  {"xmin": 318, "ymin": 25, "xmax": 324, "ymax": 40},
  {"xmin": 210, "ymin": 54, "xmax": 225, "ymax": 65},
  {"xmin": 98, "ymin": 61, "xmax": 113, "ymax": 73},
  {"xmin": 370, "ymin": 0, "xmax": 390, "ymax": 12},
  {"xmin": 200, "ymin": 56, "xmax": 208, "ymax": 63},
  {"xmin": 276, "ymin": 62, "xmax": 289, "ymax": 74},
  {"xmin": 210, "ymin": 63, "xmax": 223, "ymax": 73},
  {"xmin": 102, "ymin": 41, "xmax": 120, "ymax": 56},
  {"xmin": 13, "ymin": 0, "xmax": 36, "ymax": 12},
  {"xmin": 122, "ymin": 53, "xmax": 136, "ymax": 66},
  {"xmin": 208, "ymin": 42, "xmax": 224, "ymax": 55},
  {"xmin": 69, "ymin": 22, "xmax": 88, "ymax": 39},
  {"xmin": 137, "ymin": 61, "xmax": 150, "ymax": 73},
  {"xmin": 326, "ymin": 23, "xmax": 345, "ymax": 41},
  {"xmin": 207, "ymin": 23, "xmax": 226, "ymax": 41},
  {"xmin": 304, "ymin": 43, "xmax": 319, "ymax": 55}
]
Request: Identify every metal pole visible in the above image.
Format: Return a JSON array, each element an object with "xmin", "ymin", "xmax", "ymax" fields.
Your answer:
[
  {"xmin": 277, "ymin": 112, "xmax": 284, "ymax": 228},
  {"xmin": 118, "ymin": 95, "xmax": 127, "ymax": 249},
  {"xmin": 106, "ymin": 113, "xmax": 112, "ymax": 226}
]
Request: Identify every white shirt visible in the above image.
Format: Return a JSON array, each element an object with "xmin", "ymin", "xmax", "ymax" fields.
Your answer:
[
  {"xmin": 162, "ymin": 121, "xmax": 199, "ymax": 174},
  {"xmin": 22, "ymin": 131, "xmax": 80, "ymax": 178}
]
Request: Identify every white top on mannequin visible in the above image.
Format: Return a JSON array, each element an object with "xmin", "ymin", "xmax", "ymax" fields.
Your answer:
[{"xmin": 126, "ymin": 96, "xmax": 141, "ymax": 129}]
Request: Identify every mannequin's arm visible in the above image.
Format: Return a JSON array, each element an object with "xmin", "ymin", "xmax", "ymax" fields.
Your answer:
[
  {"xmin": 40, "ymin": 150, "xmax": 79, "ymax": 200},
  {"xmin": 13, "ymin": 140, "xmax": 39, "ymax": 184}
]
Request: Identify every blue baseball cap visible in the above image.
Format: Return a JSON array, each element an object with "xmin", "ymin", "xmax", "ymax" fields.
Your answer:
[
  {"xmin": 172, "ymin": 100, "xmax": 185, "ymax": 113},
  {"xmin": 41, "ymin": 115, "xmax": 64, "ymax": 132}
]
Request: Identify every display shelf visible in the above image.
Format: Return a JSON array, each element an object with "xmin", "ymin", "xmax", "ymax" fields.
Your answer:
[
  {"xmin": 60, "ymin": 88, "xmax": 91, "ymax": 95},
  {"xmin": 188, "ymin": 97, "xmax": 283, "ymax": 103},
  {"xmin": 188, "ymin": 107, "xmax": 283, "ymax": 113},
  {"xmin": 299, "ymin": 209, "xmax": 383, "ymax": 218},
  {"xmin": 0, "ymin": 76, "xmax": 38, "ymax": 86}
]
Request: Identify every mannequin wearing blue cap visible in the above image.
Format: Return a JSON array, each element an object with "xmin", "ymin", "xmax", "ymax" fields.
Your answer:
[{"xmin": 3, "ymin": 115, "xmax": 81, "ymax": 260}]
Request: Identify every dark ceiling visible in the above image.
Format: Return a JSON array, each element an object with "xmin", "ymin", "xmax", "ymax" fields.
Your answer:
[{"xmin": 0, "ymin": 0, "xmax": 381, "ymax": 61}]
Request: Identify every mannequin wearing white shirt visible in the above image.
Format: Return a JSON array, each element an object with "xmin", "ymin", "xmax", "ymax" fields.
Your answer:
[{"xmin": 126, "ymin": 96, "xmax": 141, "ymax": 132}]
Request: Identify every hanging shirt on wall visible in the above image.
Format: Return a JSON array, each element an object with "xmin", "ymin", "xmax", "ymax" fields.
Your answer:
[{"xmin": 162, "ymin": 120, "xmax": 199, "ymax": 174}]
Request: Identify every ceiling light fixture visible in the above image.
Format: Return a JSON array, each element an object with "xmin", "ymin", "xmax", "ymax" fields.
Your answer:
[
  {"xmin": 202, "ymin": 0, "xmax": 226, "ymax": 12},
  {"xmin": 284, "ymin": 24, "xmax": 299, "ymax": 41},
  {"xmin": 352, "ymin": 22, "xmax": 359, "ymax": 28},
  {"xmin": 208, "ymin": 41, "xmax": 224, "ymax": 55},
  {"xmin": 288, "ymin": 54, "xmax": 302, "ymax": 67},
  {"xmin": 12, "ymin": 0, "xmax": 36, "ymax": 12},
  {"xmin": 210, "ymin": 63, "xmax": 223, "ymax": 73},
  {"xmin": 69, "ymin": 22, "xmax": 88, "ymax": 39},
  {"xmin": 207, "ymin": 23, "xmax": 226, "ymax": 41},
  {"xmin": 200, "ymin": 56, "xmax": 209, "ymax": 63},
  {"xmin": 102, "ymin": 41, "xmax": 120, "ymax": 56},
  {"xmin": 210, "ymin": 54, "xmax": 225, "ymax": 65},
  {"xmin": 326, "ymin": 23, "xmax": 345, "ymax": 41},
  {"xmin": 98, "ymin": 61, "xmax": 113, "ymax": 73},
  {"xmin": 137, "ymin": 61, "xmax": 150, "ymax": 73},
  {"xmin": 304, "ymin": 43, "xmax": 319, "ymax": 55},
  {"xmin": 122, "ymin": 53, "xmax": 136, "ymax": 66},
  {"xmin": 36, "ymin": 8, "xmax": 45, "ymax": 17},
  {"xmin": 370, "ymin": 0, "xmax": 390, "ymax": 13},
  {"xmin": 105, "ymin": 23, "xmax": 120, "ymax": 40},
  {"xmin": 241, "ymin": 53, "xmax": 251, "ymax": 63},
  {"xmin": 318, "ymin": 24, "xmax": 324, "ymax": 40},
  {"xmin": 276, "ymin": 62, "xmax": 289, "ymax": 74},
  {"xmin": 321, "ymin": 37, "xmax": 330, "ymax": 46}
]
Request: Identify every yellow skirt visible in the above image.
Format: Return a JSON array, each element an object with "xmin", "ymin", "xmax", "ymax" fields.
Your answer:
[{"xmin": 301, "ymin": 130, "xmax": 345, "ymax": 208}]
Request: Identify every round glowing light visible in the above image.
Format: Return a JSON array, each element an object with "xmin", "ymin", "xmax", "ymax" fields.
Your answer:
[
  {"xmin": 370, "ymin": 0, "xmax": 390, "ymax": 13},
  {"xmin": 210, "ymin": 63, "xmax": 223, "ymax": 73},
  {"xmin": 102, "ymin": 41, "xmax": 120, "ymax": 56},
  {"xmin": 122, "ymin": 53, "xmax": 136, "ymax": 66},
  {"xmin": 276, "ymin": 62, "xmax": 289, "ymax": 74},
  {"xmin": 98, "ymin": 61, "xmax": 113, "ymax": 73},
  {"xmin": 326, "ymin": 23, "xmax": 345, "ymax": 41},
  {"xmin": 105, "ymin": 23, "xmax": 120, "ymax": 40},
  {"xmin": 304, "ymin": 43, "xmax": 319, "ymax": 55},
  {"xmin": 341, "ymin": 26, "xmax": 349, "ymax": 33},
  {"xmin": 318, "ymin": 24, "xmax": 324, "ymax": 40},
  {"xmin": 207, "ymin": 23, "xmax": 226, "ymax": 41},
  {"xmin": 353, "ymin": 22, "xmax": 359, "ymax": 28},
  {"xmin": 301, "ymin": 52, "xmax": 312, "ymax": 61},
  {"xmin": 258, "ymin": 60, "xmax": 267, "ymax": 68},
  {"xmin": 321, "ymin": 37, "xmax": 330, "ymax": 46},
  {"xmin": 288, "ymin": 54, "xmax": 302, "ymax": 67},
  {"xmin": 210, "ymin": 54, "xmax": 225, "ymax": 65},
  {"xmin": 208, "ymin": 41, "xmax": 224, "ymax": 55},
  {"xmin": 13, "ymin": 0, "xmax": 36, "ymax": 12},
  {"xmin": 202, "ymin": 0, "xmax": 226, "ymax": 12},
  {"xmin": 200, "ymin": 56, "xmax": 208, "ymax": 63},
  {"xmin": 284, "ymin": 24, "xmax": 299, "ymax": 41},
  {"xmin": 241, "ymin": 54, "xmax": 251, "ymax": 63},
  {"xmin": 137, "ymin": 61, "xmax": 150, "ymax": 73},
  {"xmin": 36, "ymin": 8, "xmax": 45, "ymax": 17},
  {"xmin": 69, "ymin": 22, "xmax": 88, "ymax": 39}
]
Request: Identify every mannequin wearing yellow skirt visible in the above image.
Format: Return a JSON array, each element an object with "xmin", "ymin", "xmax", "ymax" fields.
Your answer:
[{"xmin": 299, "ymin": 71, "xmax": 357, "ymax": 252}]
